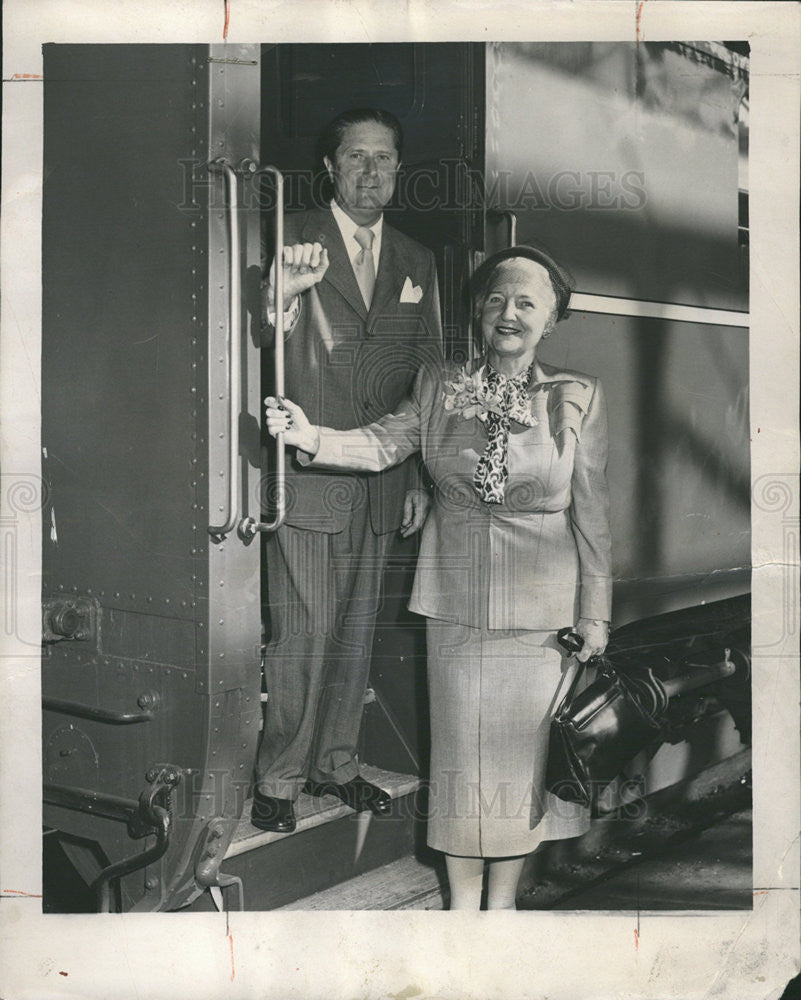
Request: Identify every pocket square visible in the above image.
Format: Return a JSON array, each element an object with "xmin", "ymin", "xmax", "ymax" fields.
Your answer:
[{"xmin": 400, "ymin": 276, "xmax": 424, "ymax": 304}]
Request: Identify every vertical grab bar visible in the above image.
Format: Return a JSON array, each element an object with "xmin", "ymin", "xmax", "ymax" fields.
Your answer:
[
  {"xmin": 208, "ymin": 159, "xmax": 241, "ymax": 538},
  {"xmin": 239, "ymin": 165, "xmax": 286, "ymax": 539},
  {"xmin": 504, "ymin": 211, "xmax": 518, "ymax": 248},
  {"xmin": 487, "ymin": 209, "xmax": 518, "ymax": 248}
]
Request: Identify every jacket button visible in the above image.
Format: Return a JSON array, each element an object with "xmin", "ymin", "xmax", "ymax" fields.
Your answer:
[{"xmin": 363, "ymin": 402, "xmax": 371, "ymax": 411}]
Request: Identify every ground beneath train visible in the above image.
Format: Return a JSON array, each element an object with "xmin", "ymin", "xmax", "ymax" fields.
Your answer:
[
  {"xmin": 541, "ymin": 807, "xmax": 752, "ymax": 911},
  {"xmin": 521, "ymin": 771, "xmax": 753, "ymax": 911}
]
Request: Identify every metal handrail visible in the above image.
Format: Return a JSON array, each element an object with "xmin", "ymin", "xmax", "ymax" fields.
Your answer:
[
  {"xmin": 240, "ymin": 164, "xmax": 286, "ymax": 538},
  {"xmin": 43, "ymin": 782, "xmax": 140, "ymax": 822},
  {"xmin": 488, "ymin": 209, "xmax": 518, "ymax": 248},
  {"xmin": 208, "ymin": 159, "xmax": 242, "ymax": 538},
  {"xmin": 42, "ymin": 697, "xmax": 155, "ymax": 725},
  {"xmin": 501, "ymin": 210, "xmax": 517, "ymax": 247}
]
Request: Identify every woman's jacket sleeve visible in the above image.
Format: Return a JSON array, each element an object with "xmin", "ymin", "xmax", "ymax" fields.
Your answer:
[
  {"xmin": 567, "ymin": 377, "xmax": 613, "ymax": 621},
  {"xmin": 297, "ymin": 363, "xmax": 431, "ymax": 473}
]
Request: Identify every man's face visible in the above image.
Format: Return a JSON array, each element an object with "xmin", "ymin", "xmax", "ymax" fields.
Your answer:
[{"xmin": 324, "ymin": 121, "xmax": 400, "ymax": 223}]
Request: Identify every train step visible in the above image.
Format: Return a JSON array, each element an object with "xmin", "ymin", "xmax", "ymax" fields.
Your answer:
[
  {"xmin": 184, "ymin": 766, "xmax": 424, "ymax": 911},
  {"xmin": 226, "ymin": 765, "xmax": 421, "ymax": 857}
]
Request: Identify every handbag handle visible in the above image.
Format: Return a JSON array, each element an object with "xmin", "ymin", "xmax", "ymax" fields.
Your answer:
[
  {"xmin": 555, "ymin": 627, "xmax": 613, "ymax": 710},
  {"xmin": 556, "ymin": 627, "xmax": 583, "ymax": 654},
  {"xmin": 556, "ymin": 627, "xmax": 667, "ymax": 727}
]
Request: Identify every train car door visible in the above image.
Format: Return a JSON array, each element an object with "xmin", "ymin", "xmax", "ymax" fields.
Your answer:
[
  {"xmin": 41, "ymin": 43, "xmax": 264, "ymax": 912},
  {"xmin": 259, "ymin": 42, "xmax": 483, "ymax": 779}
]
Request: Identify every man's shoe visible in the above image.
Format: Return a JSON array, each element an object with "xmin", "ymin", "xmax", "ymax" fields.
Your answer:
[
  {"xmin": 304, "ymin": 776, "xmax": 392, "ymax": 816},
  {"xmin": 250, "ymin": 790, "xmax": 296, "ymax": 833}
]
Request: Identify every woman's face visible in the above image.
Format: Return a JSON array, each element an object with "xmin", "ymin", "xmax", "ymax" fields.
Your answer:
[{"xmin": 479, "ymin": 259, "xmax": 557, "ymax": 372}]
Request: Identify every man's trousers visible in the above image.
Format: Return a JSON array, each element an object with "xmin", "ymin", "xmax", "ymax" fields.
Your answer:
[{"xmin": 255, "ymin": 505, "xmax": 392, "ymax": 800}]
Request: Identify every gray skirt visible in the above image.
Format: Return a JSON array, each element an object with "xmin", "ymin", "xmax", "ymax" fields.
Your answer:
[{"xmin": 425, "ymin": 618, "xmax": 590, "ymax": 857}]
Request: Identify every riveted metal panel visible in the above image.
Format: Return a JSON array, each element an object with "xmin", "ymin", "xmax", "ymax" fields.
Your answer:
[
  {"xmin": 143, "ymin": 44, "xmax": 264, "ymax": 909},
  {"xmin": 41, "ymin": 46, "xmax": 213, "ymax": 910},
  {"xmin": 42, "ymin": 44, "xmax": 210, "ymax": 616},
  {"xmin": 41, "ymin": 43, "xmax": 263, "ymax": 912},
  {"xmin": 198, "ymin": 44, "xmax": 263, "ymax": 697}
]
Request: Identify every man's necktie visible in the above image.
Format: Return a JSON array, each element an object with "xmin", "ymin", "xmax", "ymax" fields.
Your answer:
[{"xmin": 353, "ymin": 225, "xmax": 376, "ymax": 309}]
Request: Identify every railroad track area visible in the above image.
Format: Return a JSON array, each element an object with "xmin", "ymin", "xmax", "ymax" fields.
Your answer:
[{"xmin": 280, "ymin": 751, "xmax": 753, "ymax": 912}]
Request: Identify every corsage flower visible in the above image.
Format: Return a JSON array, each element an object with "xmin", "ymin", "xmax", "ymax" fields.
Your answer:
[{"xmin": 442, "ymin": 365, "xmax": 539, "ymax": 428}]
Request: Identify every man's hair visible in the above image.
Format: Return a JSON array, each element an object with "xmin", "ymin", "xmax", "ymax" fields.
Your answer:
[{"xmin": 318, "ymin": 108, "xmax": 404, "ymax": 164}]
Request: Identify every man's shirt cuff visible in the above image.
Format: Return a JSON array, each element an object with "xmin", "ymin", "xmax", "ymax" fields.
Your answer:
[{"xmin": 266, "ymin": 295, "xmax": 300, "ymax": 330}]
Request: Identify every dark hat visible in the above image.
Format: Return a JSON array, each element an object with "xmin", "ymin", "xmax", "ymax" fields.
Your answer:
[{"xmin": 470, "ymin": 244, "xmax": 575, "ymax": 320}]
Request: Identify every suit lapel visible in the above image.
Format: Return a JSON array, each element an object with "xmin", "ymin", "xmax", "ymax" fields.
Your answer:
[
  {"xmin": 300, "ymin": 209, "xmax": 367, "ymax": 321},
  {"xmin": 367, "ymin": 225, "xmax": 409, "ymax": 334}
]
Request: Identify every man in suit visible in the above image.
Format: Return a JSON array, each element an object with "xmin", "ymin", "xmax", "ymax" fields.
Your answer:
[{"xmin": 252, "ymin": 108, "xmax": 442, "ymax": 832}]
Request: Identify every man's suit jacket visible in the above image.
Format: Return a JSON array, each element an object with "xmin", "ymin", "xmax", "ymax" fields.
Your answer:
[
  {"xmin": 263, "ymin": 207, "xmax": 442, "ymax": 534},
  {"xmin": 302, "ymin": 357, "xmax": 613, "ymax": 630}
]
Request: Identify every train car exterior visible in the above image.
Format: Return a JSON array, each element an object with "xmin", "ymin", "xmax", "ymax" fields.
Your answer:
[
  {"xmin": 39, "ymin": 40, "xmax": 752, "ymax": 913},
  {"xmin": 42, "ymin": 43, "xmax": 264, "ymax": 911}
]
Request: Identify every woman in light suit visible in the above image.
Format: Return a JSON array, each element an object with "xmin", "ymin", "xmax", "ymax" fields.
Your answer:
[{"xmin": 266, "ymin": 245, "xmax": 612, "ymax": 909}]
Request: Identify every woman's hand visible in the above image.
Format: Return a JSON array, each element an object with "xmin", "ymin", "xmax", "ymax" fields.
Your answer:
[
  {"xmin": 265, "ymin": 242, "xmax": 329, "ymax": 312},
  {"xmin": 264, "ymin": 396, "xmax": 320, "ymax": 455},
  {"xmin": 574, "ymin": 618, "xmax": 609, "ymax": 662},
  {"xmin": 400, "ymin": 488, "xmax": 431, "ymax": 537}
]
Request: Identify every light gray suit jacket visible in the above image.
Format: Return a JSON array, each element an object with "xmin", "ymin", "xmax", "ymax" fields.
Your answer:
[{"xmin": 301, "ymin": 357, "xmax": 613, "ymax": 630}]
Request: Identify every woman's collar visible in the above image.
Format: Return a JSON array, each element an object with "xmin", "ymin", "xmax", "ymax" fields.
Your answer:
[{"xmin": 467, "ymin": 355, "xmax": 588, "ymax": 391}]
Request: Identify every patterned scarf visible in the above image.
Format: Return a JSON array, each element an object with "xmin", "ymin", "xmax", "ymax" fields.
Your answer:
[{"xmin": 473, "ymin": 362, "xmax": 536, "ymax": 504}]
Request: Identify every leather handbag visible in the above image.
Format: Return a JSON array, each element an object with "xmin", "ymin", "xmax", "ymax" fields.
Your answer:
[{"xmin": 546, "ymin": 628, "xmax": 669, "ymax": 807}]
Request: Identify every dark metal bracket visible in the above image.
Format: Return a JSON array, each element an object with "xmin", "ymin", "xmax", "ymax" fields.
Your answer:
[
  {"xmin": 90, "ymin": 764, "xmax": 182, "ymax": 912},
  {"xmin": 193, "ymin": 817, "xmax": 245, "ymax": 911},
  {"xmin": 42, "ymin": 596, "xmax": 98, "ymax": 644}
]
